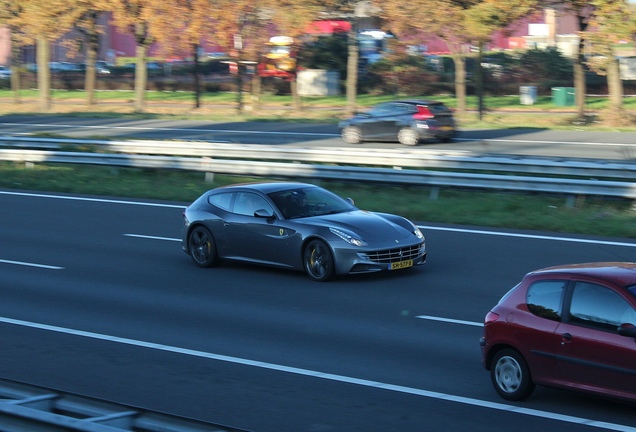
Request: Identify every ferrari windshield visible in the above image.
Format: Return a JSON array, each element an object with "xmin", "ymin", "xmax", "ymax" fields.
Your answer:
[{"xmin": 268, "ymin": 187, "xmax": 356, "ymax": 219}]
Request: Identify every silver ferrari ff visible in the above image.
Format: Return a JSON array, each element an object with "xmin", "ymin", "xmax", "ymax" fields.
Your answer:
[{"xmin": 182, "ymin": 182, "xmax": 426, "ymax": 281}]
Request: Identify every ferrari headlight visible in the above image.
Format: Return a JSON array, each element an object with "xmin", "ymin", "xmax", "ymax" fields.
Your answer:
[
  {"xmin": 413, "ymin": 227, "xmax": 424, "ymax": 239},
  {"xmin": 330, "ymin": 228, "xmax": 367, "ymax": 246}
]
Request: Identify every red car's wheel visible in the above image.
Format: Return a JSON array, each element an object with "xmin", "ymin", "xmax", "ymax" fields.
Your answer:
[{"xmin": 490, "ymin": 348, "xmax": 535, "ymax": 401}]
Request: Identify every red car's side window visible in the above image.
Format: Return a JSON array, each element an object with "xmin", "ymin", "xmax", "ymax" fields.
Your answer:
[
  {"xmin": 526, "ymin": 280, "xmax": 567, "ymax": 321},
  {"xmin": 569, "ymin": 282, "xmax": 636, "ymax": 331}
]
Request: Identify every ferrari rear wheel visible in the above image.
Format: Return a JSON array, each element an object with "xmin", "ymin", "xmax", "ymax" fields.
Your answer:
[
  {"xmin": 188, "ymin": 226, "xmax": 219, "ymax": 267},
  {"xmin": 342, "ymin": 126, "xmax": 362, "ymax": 144},
  {"xmin": 304, "ymin": 239, "xmax": 334, "ymax": 282}
]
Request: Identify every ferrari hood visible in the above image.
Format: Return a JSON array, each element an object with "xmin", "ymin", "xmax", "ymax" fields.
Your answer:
[{"xmin": 310, "ymin": 210, "xmax": 414, "ymax": 241}]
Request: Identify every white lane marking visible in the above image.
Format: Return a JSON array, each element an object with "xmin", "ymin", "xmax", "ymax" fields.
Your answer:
[
  {"xmin": 453, "ymin": 137, "xmax": 636, "ymax": 148},
  {"xmin": 0, "ymin": 123, "xmax": 336, "ymax": 137},
  {"xmin": 124, "ymin": 226, "xmax": 636, "ymax": 250},
  {"xmin": 125, "ymin": 226, "xmax": 636, "ymax": 250},
  {"xmin": 0, "ymin": 316, "xmax": 632, "ymax": 431},
  {"xmin": 0, "ymin": 190, "xmax": 184, "ymax": 209},
  {"xmin": 124, "ymin": 234, "xmax": 180, "ymax": 242},
  {"xmin": 4, "ymin": 190, "xmax": 636, "ymax": 248},
  {"xmin": 0, "ymin": 259, "xmax": 64, "ymax": 270},
  {"xmin": 416, "ymin": 315, "xmax": 482, "ymax": 327},
  {"xmin": 420, "ymin": 225, "xmax": 636, "ymax": 248}
]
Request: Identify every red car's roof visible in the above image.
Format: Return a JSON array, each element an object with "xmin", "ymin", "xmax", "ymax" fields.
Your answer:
[{"xmin": 529, "ymin": 262, "xmax": 636, "ymax": 287}]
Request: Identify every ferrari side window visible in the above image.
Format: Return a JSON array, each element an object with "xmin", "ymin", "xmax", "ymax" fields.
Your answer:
[
  {"xmin": 209, "ymin": 192, "xmax": 232, "ymax": 211},
  {"xmin": 233, "ymin": 192, "xmax": 272, "ymax": 216}
]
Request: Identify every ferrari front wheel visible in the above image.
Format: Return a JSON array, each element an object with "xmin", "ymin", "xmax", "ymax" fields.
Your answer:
[{"xmin": 304, "ymin": 240, "xmax": 334, "ymax": 282}]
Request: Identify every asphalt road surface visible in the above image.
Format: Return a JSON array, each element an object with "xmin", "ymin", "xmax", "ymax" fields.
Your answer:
[
  {"xmin": 1, "ymin": 189, "xmax": 636, "ymax": 431},
  {"xmin": 3, "ymin": 114, "xmax": 636, "ymax": 161}
]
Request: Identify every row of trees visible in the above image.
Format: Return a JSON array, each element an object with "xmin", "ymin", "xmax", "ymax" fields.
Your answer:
[
  {"xmin": 1, "ymin": 0, "xmax": 636, "ymax": 121},
  {"xmin": 379, "ymin": 0, "xmax": 636, "ymax": 121}
]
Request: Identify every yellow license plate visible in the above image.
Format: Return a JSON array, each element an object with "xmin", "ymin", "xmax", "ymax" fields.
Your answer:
[
  {"xmin": 440, "ymin": 126, "xmax": 452, "ymax": 131},
  {"xmin": 390, "ymin": 260, "xmax": 413, "ymax": 270}
]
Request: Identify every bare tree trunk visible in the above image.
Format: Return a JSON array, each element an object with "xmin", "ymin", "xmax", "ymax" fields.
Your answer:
[
  {"xmin": 83, "ymin": 12, "xmax": 100, "ymax": 106},
  {"xmin": 291, "ymin": 78, "xmax": 301, "ymax": 111},
  {"xmin": 573, "ymin": 34, "xmax": 587, "ymax": 117},
  {"xmin": 133, "ymin": 22, "xmax": 150, "ymax": 112},
  {"xmin": 236, "ymin": 62, "xmax": 243, "ymax": 114},
  {"xmin": 346, "ymin": 28, "xmax": 359, "ymax": 118},
  {"xmin": 134, "ymin": 44, "xmax": 148, "ymax": 112},
  {"xmin": 37, "ymin": 38, "xmax": 51, "ymax": 111},
  {"xmin": 573, "ymin": 59, "xmax": 586, "ymax": 117},
  {"xmin": 85, "ymin": 50, "xmax": 97, "ymax": 105},
  {"xmin": 606, "ymin": 56, "xmax": 623, "ymax": 112},
  {"xmin": 10, "ymin": 32, "xmax": 21, "ymax": 104},
  {"xmin": 452, "ymin": 54, "xmax": 466, "ymax": 115},
  {"xmin": 476, "ymin": 44, "xmax": 485, "ymax": 121},
  {"xmin": 193, "ymin": 44, "xmax": 201, "ymax": 108},
  {"xmin": 251, "ymin": 73, "xmax": 261, "ymax": 112}
]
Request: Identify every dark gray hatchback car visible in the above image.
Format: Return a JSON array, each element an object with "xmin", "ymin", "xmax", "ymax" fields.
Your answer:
[{"xmin": 339, "ymin": 99, "xmax": 456, "ymax": 145}]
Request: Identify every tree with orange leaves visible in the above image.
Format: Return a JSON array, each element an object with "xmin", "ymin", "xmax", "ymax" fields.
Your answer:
[
  {"xmin": 73, "ymin": 2, "xmax": 111, "ymax": 106},
  {"xmin": 377, "ymin": 0, "xmax": 538, "ymax": 117},
  {"xmin": 205, "ymin": 0, "xmax": 276, "ymax": 113},
  {"xmin": 586, "ymin": 0, "xmax": 636, "ymax": 121},
  {"xmin": 465, "ymin": 0, "xmax": 539, "ymax": 118},
  {"xmin": 264, "ymin": 0, "xmax": 324, "ymax": 111},
  {"xmin": 145, "ymin": 0, "xmax": 222, "ymax": 108},
  {"xmin": 0, "ymin": 1, "xmax": 26, "ymax": 103},
  {"xmin": 6, "ymin": 0, "xmax": 82, "ymax": 111},
  {"xmin": 108, "ymin": 0, "xmax": 156, "ymax": 112}
]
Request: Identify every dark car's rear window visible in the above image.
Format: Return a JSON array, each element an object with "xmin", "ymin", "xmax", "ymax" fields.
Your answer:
[{"xmin": 426, "ymin": 104, "xmax": 451, "ymax": 115}]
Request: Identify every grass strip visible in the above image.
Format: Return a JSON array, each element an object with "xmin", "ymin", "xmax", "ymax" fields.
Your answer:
[{"xmin": 2, "ymin": 161, "xmax": 635, "ymax": 239}]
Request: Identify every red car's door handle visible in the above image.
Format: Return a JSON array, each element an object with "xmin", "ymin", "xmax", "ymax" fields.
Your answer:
[{"xmin": 561, "ymin": 333, "xmax": 572, "ymax": 345}]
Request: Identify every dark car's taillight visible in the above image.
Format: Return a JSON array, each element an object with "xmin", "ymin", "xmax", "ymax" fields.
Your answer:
[
  {"xmin": 484, "ymin": 311, "xmax": 500, "ymax": 325},
  {"xmin": 413, "ymin": 106, "xmax": 434, "ymax": 120}
]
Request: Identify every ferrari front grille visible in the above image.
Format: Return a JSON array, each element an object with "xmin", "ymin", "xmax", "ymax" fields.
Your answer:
[{"xmin": 361, "ymin": 244, "xmax": 424, "ymax": 264}]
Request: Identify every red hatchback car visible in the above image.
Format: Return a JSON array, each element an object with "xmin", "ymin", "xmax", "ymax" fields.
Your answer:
[{"xmin": 480, "ymin": 262, "xmax": 636, "ymax": 402}]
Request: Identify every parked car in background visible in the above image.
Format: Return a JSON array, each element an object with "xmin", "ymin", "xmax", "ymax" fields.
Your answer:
[
  {"xmin": 82, "ymin": 61, "xmax": 112, "ymax": 74},
  {"xmin": 0, "ymin": 65, "xmax": 12, "ymax": 79},
  {"xmin": 339, "ymin": 99, "xmax": 456, "ymax": 145},
  {"xmin": 182, "ymin": 182, "xmax": 426, "ymax": 282},
  {"xmin": 480, "ymin": 262, "xmax": 636, "ymax": 403}
]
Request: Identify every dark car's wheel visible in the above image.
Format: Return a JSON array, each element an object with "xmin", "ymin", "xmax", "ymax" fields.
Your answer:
[
  {"xmin": 342, "ymin": 126, "xmax": 362, "ymax": 144},
  {"xmin": 398, "ymin": 127, "xmax": 419, "ymax": 145},
  {"xmin": 490, "ymin": 348, "xmax": 535, "ymax": 401},
  {"xmin": 188, "ymin": 226, "xmax": 219, "ymax": 268},
  {"xmin": 304, "ymin": 239, "xmax": 334, "ymax": 282}
]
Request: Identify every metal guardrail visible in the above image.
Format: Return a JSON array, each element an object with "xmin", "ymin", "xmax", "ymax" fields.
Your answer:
[
  {"xmin": 0, "ymin": 378, "xmax": 248, "ymax": 431},
  {"xmin": 1, "ymin": 136, "xmax": 636, "ymax": 199},
  {"xmin": 2, "ymin": 135, "xmax": 636, "ymax": 179}
]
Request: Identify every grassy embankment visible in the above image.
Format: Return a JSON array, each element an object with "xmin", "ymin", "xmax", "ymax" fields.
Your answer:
[{"xmin": 1, "ymin": 89, "xmax": 636, "ymax": 238}]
